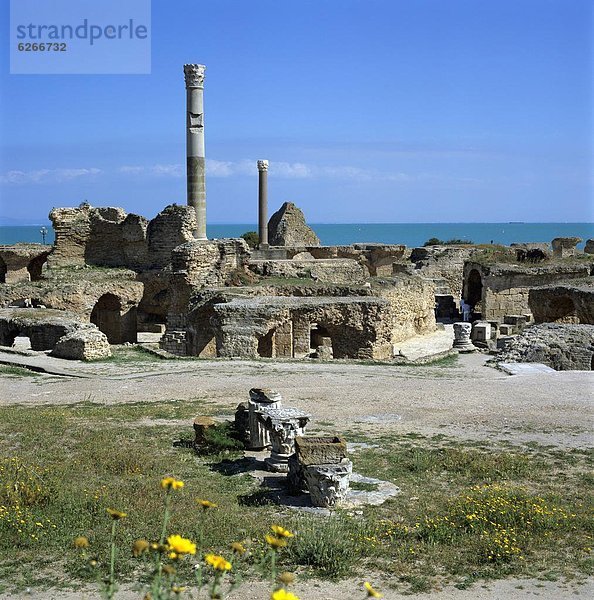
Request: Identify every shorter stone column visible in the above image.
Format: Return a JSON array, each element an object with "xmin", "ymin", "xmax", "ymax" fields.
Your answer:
[
  {"xmin": 303, "ymin": 460, "xmax": 353, "ymax": 508},
  {"xmin": 247, "ymin": 388, "xmax": 282, "ymax": 449},
  {"xmin": 453, "ymin": 322, "xmax": 475, "ymax": 352},
  {"xmin": 257, "ymin": 160, "xmax": 269, "ymax": 248},
  {"xmin": 259, "ymin": 407, "xmax": 311, "ymax": 472}
]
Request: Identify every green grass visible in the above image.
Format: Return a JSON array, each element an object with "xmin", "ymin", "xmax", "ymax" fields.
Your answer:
[
  {"xmin": 0, "ymin": 364, "xmax": 40, "ymax": 377},
  {"xmin": 0, "ymin": 401, "xmax": 592, "ymax": 595}
]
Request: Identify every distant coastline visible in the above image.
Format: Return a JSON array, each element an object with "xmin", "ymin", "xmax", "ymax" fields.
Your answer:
[{"xmin": 2, "ymin": 222, "xmax": 592, "ymax": 248}]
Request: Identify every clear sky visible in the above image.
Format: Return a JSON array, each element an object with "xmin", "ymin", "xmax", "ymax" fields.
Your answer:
[{"xmin": 0, "ymin": 0, "xmax": 592, "ymax": 224}]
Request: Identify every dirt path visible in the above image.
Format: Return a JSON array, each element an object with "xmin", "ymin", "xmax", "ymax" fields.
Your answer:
[{"xmin": 1, "ymin": 353, "xmax": 592, "ymax": 448}]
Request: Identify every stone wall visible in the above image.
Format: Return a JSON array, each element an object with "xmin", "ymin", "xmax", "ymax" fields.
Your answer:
[
  {"xmin": 182, "ymin": 295, "xmax": 394, "ymax": 360},
  {"xmin": 529, "ymin": 282, "xmax": 594, "ymax": 325},
  {"xmin": 249, "ymin": 258, "xmax": 367, "ymax": 284},
  {"xmin": 492, "ymin": 323, "xmax": 594, "ymax": 371},
  {"xmin": 463, "ymin": 261, "xmax": 592, "ymax": 321},
  {"xmin": 376, "ymin": 276, "xmax": 436, "ymax": 342},
  {"xmin": 48, "ymin": 203, "xmax": 196, "ymax": 270},
  {"xmin": 0, "ymin": 269, "xmax": 143, "ymax": 344},
  {"xmin": 0, "ymin": 245, "xmax": 51, "ymax": 284}
]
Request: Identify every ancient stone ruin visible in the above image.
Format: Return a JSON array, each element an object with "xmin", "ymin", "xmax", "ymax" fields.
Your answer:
[{"xmin": 268, "ymin": 202, "xmax": 321, "ymax": 247}]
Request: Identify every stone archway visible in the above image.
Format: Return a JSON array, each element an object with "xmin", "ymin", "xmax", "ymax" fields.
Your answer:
[
  {"xmin": 548, "ymin": 296, "xmax": 579, "ymax": 324},
  {"xmin": 466, "ymin": 269, "xmax": 483, "ymax": 308},
  {"xmin": 27, "ymin": 253, "xmax": 48, "ymax": 282},
  {"xmin": 0, "ymin": 257, "xmax": 6, "ymax": 284},
  {"xmin": 310, "ymin": 324, "xmax": 334, "ymax": 358},
  {"xmin": 91, "ymin": 293, "xmax": 123, "ymax": 344}
]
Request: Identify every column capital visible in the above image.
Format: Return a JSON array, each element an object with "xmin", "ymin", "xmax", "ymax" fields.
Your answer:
[
  {"xmin": 184, "ymin": 64, "xmax": 206, "ymax": 88},
  {"xmin": 257, "ymin": 159, "xmax": 269, "ymax": 171}
]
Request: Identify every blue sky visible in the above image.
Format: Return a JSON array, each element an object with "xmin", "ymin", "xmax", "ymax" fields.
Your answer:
[{"xmin": 0, "ymin": 0, "xmax": 592, "ymax": 224}]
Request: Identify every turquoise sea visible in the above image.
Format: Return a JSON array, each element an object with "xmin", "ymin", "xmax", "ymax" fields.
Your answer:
[{"xmin": 1, "ymin": 223, "xmax": 592, "ymax": 248}]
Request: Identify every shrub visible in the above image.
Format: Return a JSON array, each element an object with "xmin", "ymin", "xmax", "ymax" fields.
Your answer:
[{"xmin": 241, "ymin": 231, "xmax": 259, "ymax": 249}]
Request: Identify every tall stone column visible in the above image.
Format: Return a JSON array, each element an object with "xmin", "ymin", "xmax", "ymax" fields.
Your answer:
[
  {"xmin": 257, "ymin": 160, "xmax": 269, "ymax": 248},
  {"xmin": 184, "ymin": 64, "xmax": 207, "ymax": 240}
]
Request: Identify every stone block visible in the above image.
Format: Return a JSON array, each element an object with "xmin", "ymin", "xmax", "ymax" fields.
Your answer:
[
  {"xmin": 50, "ymin": 327, "xmax": 111, "ymax": 361},
  {"xmin": 472, "ymin": 322, "xmax": 491, "ymax": 342},
  {"xmin": 295, "ymin": 436, "xmax": 347, "ymax": 466},
  {"xmin": 497, "ymin": 335, "xmax": 515, "ymax": 350},
  {"xmin": 498, "ymin": 324, "xmax": 515, "ymax": 335}
]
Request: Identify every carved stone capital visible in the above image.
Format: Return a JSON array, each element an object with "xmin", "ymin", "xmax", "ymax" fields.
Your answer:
[
  {"xmin": 184, "ymin": 64, "xmax": 206, "ymax": 88},
  {"xmin": 257, "ymin": 160, "xmax": 269, "ymax": 172}
]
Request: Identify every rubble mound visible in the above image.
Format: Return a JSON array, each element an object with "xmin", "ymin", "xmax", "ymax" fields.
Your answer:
[
  {"xmin": 51, "ymin": 327, "xmax": 112, "ymax": 361},
  {"xmin": 493, "ymin": 323, "xmax": 594, "ymax": 371},
  {"xmin": 268, "ymin": 202, "xmax": 320, "ymax": 247}
]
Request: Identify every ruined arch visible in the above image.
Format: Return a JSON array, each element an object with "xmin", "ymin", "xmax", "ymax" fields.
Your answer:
[
  {"xmin": 466, "ymin": 269, "xmax": 483, "ymax": 308},
  {"xmin": 27, "ymin": 253, "xmax": 49, "ymax": 282},
  {"xmin": 91, "ymin": 293, "xmax": 123, "ymax": 344},
  {"xmin": 0, "ymin": 257, "xmax": 6, "ymax": 284},
  {"xmin": 548, "ymin": 295, "xmax": 579, "ymax": 324}
]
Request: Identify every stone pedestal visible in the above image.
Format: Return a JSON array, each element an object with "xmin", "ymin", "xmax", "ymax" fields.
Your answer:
[
  {"xmin": 295, "ymin": 436, "xmax": 347, "ymax": 465},
  {"xmin": 471, "ymin": 322, "xmax": 491, "ymax": 343},
  {"xmin": 247, "ymin": 388, "xmax": 282, "ymax": 449},
  {"xmin": 453, "ymin": 322, "xmax": 475, "ymax": 352},
  {"xmin": 259, "ymin": 407, "xmax": 311, "ymax": 472},
  {"xmin": 303, "ymin": 459, "xmax": 352, "ymax": 508}
]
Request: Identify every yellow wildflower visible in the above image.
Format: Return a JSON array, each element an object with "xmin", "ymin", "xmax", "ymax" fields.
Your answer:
[
  {"xmin": 132, "ymin": 539, "xmax": 150, "ymax": 557},
  {"xmin": 106, "ymin": 508, "xmax": 127, "ymax": 520},
  {"xmin": 205, "ymin": 553, "xmax": 232, "ymax": 571},
  {"xmin": 364, "ymin": 581, "xmax": 383, "ymax": 598},
  {"xmin": 74, "ymin": 536, "xmax": 89, "ymax": 549},
  {"xmin": 172, "ymin": 586, "xmax": 185, "ymax": 595},
  {"xmin": 266, "ymin": 534, "xmax": 288, "ymax": 549},
  {"xmin": 161, "ymin": 477, "xmax": 184, "ymax": 490},
  {"xmin": 271, "ymin": 589, "xmax": 300, "ymax": 600},
  {"xmin": 167, "ymin": 534, "xmax": 197, "ymax": 555},
  {"xmin": 231, "ymin": 541, "xmax": 246, "ymax": 554},
  {"xmin": 271, "ymin": 525, "xmax": 294, "ymax": 538},
  {"xmin": 163, "ymin": 564, "xmax": 177, "ymax": 576},
  {"xmin": 196, "ymin": 498, "xmax": 217, "ymax": 509}
]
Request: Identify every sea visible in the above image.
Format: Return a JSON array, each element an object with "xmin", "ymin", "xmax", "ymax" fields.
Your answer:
[{"xmin": 1, "ymin": 223, "xmax": 593, "ymax": 248}]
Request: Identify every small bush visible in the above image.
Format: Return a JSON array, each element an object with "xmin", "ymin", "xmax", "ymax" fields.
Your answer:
[
  {"xmin": 423, "ymin": 238, "xmax": 474, "ymax": 246},
  {"xmin": 241, "ymin": 231, "xmax": 259, "ymax": 249}
]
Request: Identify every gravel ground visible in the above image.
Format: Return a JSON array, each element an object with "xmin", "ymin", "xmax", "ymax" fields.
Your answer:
[{"xmin": 1, "ymin": 352, "xmax": 593, "ymax": 598}]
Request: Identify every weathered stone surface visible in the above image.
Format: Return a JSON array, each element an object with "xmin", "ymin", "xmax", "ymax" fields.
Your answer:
[
  {"xmin": 0, "ymin": 245, "xmax": 51, "ymax": 284},
  {"xmin": 249, "ymin": 258, "xmax": 366, "ymax": 284},
  {"xmin": 552, "ymin": 237, "xmax": 582, "ymax": 258},
  {"xmin": 48, "ymin": 203, "xmax": 196, "ymax": 270},
  {"xmin": 260, "ymin": 407, "xmax": 311, "ymax": 472},
  {"xmin": 529, "ymin": 282, "xmax": 594, "ymax": 325},
  {"xmin": 491, "ymin": 323, "xmax": 594, "ymax": 371},
  {"xmin": 303, "ymin": 459, "xmax": 352, "ymax": 508},
  {"xmin": 268, "ymin": 202, "xmax": 320, "ymax": 247},
  {"xmin": 453, "ymin": 322, "xmax": 475, "ymax": 352},
  {"xmin": 585, "ymin": 240, "xmax": 594, "ymax": 255},
  {"xmin": 295, "ymin": 436, "xmax": 347, "ymax": 466},
  {"xmin": 463, "ymin": 261, "xmax": 592, "ymax": 321},
  {"xmin": 147, "ymin": 204, "xmax": 197, "ymax": 269},
  {"xmin": 50, "ymin": 328, "xmax": 111, "ymax": 360},
  {"xmin": 247, "ymin": 388, "xmax": 283, "ymax": 450}
]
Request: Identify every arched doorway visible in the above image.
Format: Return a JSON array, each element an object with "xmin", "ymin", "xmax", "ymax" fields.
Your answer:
[
  {"xmin": 466, "ymin": 269, "xmax": 483, "ymax": 308},
  {"xmin": 257, "ymin": 328, "xmax": 275, "ymax": 358},
  {"xmin": 27, "ymin": 254, "xmax": 48, "ymax": 281},
  {"xmin": 310, "ymin": 324, "xmax": 333, "ymax": 358},
  {"xmin": 0, "ymin": 257, "xmax": 6, "ymax": 284},
  {"xmin": 91, "ymin": 294, "xmax": 122, "ymax": 344}
]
